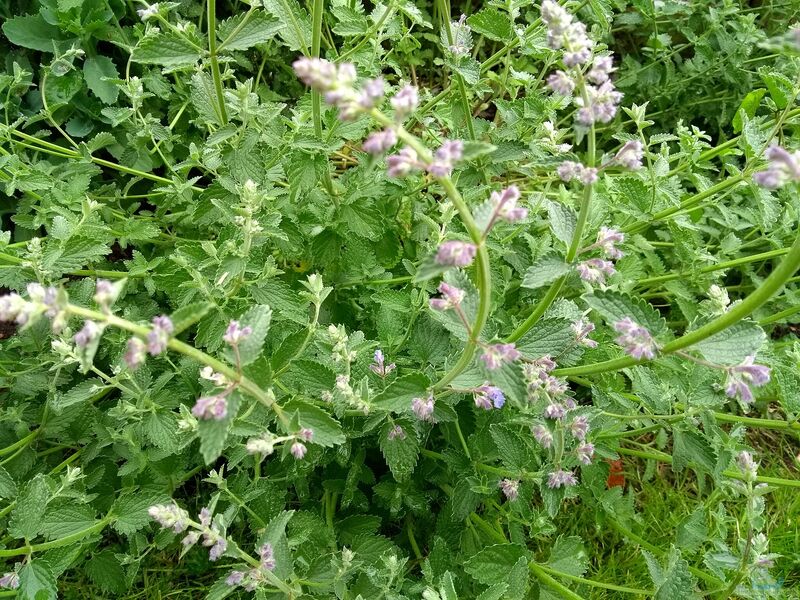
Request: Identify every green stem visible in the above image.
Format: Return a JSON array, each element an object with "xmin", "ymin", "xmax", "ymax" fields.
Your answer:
[
  {"xmin": 65, "ymin": 304, "xmax": 288, "ymax": 427},
  {"xmin": 0, "ymin": 429, "xmax": 39, "ymax": 456},
  {"xmin": 529, "ymin": 562, "xmax": 588, "ymax": 600},
  {"xmin": 536, "ymin": 564, "xmax": 653, "ymax": 595},
  {"xmin": 207, "ymin": 0, "xmax": 229, "ymax": 125},
  {"xmin": 555, "ymin": 225, "xmax": 800, "ymax": 377},
  {"xmin": 616, "ymin": 446, "xmax": 800, "ymax": 488},
  {"xmin": 0, "ymin": 517, "xmax": 112, "ymax": 557}
]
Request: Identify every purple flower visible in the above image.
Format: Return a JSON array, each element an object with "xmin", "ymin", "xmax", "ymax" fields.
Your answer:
[
  {"xmin": 547, "ymin": 469, "xmax": 578, "ymax": 488},
  {"xmin": 570, "ymin": 415, "xmax": 590, "ymax": 440},
  {"xmin": 613, "ymin": 317, "xmax": 658, "ymax": 360},
  {"xmin": 391, "ymin": 85, "xmax": 419, "ymax": 119},
  {"xmin": 74, "ymin": 320, "xmax": 100, "ymax": 348},
  {"xmin": 572, "ymin": 319, "xmax": 598, "ymax": 348},
  {"xmin": 369, "ymin": 349, "xmax": 396, "ymax": 377},
  {"xmin": 532, "ymin": 424, "xmax": 553, "ymax": 448},
  {"xmin": 544, "ymin": 403, "xmax": 567, "ymax": 420},
  {"xmin": 298, "ymin": 428, "xmax": 314, "ymax": 442},
  {"xmin": 260, "ymin": 543, "xmax": 276, "ymax": 571},
  {"xmin": 192, "ymin": 394, "xmax": 228, "ymax": 420},
  {"xmin": 357, "ymin": 77, "xmax": 384, "ymax": 110},
  {"xmin": 587, "ymin": 55, "xmax": 615, "ymax": 84},
  {"xmin": 547, "ymin": 70, "xmax": 575, "ymax": 95},
  {"xmin": 557, "ymin": 160, "xmax": 582, "ymax": 182},
  {"xmin": 614, "ymin": 141, "xmax": 644, "ymax": 170},
  {"xmin": 386, "ymin": 147, "xmax": 420, "ymax": 177},
  {"xmin": 293, "ymin": 57, "xmax": 351, "ymax": 91},
  {"xmin": 473, "ymin": 383, "xmax": 505, "ymax": 410},
  {"xmin": 387, "ymin": 425, "xmax": 406, "ymax": 440},
  {"xmin": 499, "ymin": 479, "xmax": 519, "ymax": 500},
  {"xmin": 429, "ymin": 281, "xmax": 466, "ymax": 311},
  {"xmin": 411, "ymin": 395, "xmax": 435, "ymax": 421},
  {"xmin": 223, "ymin": 320, "xmax": 253, "ymax": 346},
  {"xmin": 427, "ymin": 140, "xmax": 463, "ymax": 177},
  {"xmin": 208, "ymin": 537, "xmax": 227, "ymax": 561},
  {"xmin": 435, "ymin": 241, "xmax": 477, "ymax": 267},
  {"xmin": 94, "ymin": 279, "xmax": 114, "ymax": 308},
  {"xmin": 576, "ymin": 81, "xmax": 623, "ymax": 125},
  {"xmin": 490, "ymin": 185, "xmax": 528, "ymax": 224},
  {"xmin": 576, "ymin": 442, "xmax": 595, "ymax": 465},
  {"xmin": 541, "ymin": 0, "xmax": 593, "ymax": 65},
  {"xmin": 579, "ymin": 167, "xmax": 598, "ymax": 185},
  {"xmin": 753, "ymin": 145, "xmax": 800, "ymax": 189},
  {"xmin": 736, "ymin": 450, "xmax": 758, "ymax": 481},
  {"xmin": 290, "ymin": 441, "xmax": 307, "ymax": 459},
  {"xmin": 480, "ymin": 343, "xmax": 520, "ymax": 370},
  {"xmin": 147, "ymin": 315, "xmax": 173, "ymax": 356},
  {"xmin": 148, "ymin": 503, "xmax": 190, "ymax": 533},
  {"xmin": 363, "ymin": 128, "xmax": 397, "ymax": 155},
  {"xmin": 724, "ymin": 356, "xmax": 771, "ymax": 405},
  {"xmin": 0, "ymin": 293, "xmax": 27, "ymax": 323},
  {"xmin": 124, "ymin": 337, "xmax": 147, "ymax": 370},
  {"xmin": 576, "ymin": 258, "xmax": 616, "ymax": 285},
  {"xmin": 595, "ymin": 227, "xmax": 625, "ymax": 259},
  {"xmin": 0, "ymin": 571, "xmax": 19, "ymax": 590},
  {"xmin": 226, "ymin": 571, "xmax": 245, "ymax": 586},
  {"xmin": 182, "ymin": 531, "xmax": 200, "ymax": 547}
]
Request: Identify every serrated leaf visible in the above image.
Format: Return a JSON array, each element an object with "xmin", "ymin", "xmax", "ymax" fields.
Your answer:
[
  {"xmin": 732, "ymin": 89, "xmax": 766, "ymax": 133},
  {"xmin": 546, "ymin": 200, "xmax": 576, "ymax": 246},
  {"xmin": 217, "ymin": 11, "xmax": 281, "ymax": 50},
  {"xmin": 379, "ymin": 421, "xmax": 419, "ymax": 481},
  {"xmin": 198, "ymin": 393, "xmax": 241, "ymax": 464},
  {"xmin": 52, "ymin": 378, "xmax": 109, "ymax": 412},
  {"xmin": 222, "ymin": 304, "xmax": 271, "ymax": 366},
  {"xmin": 282, "ymin": 400, "xmax": 344, "ymax": 446},
  {"xmin": 547, "ymin": 536, "xmax": 588, "ymax": 577},
  {"xmin": 9, "ymin": 473, "xmax": 49, "ymax": 540},
  {"xmin": 112, "ymin": 489, "xmax": 171, "ymax": 535},
  {"xmin": 467, "ymin": 8, "xmax": 513, "ymax": 42},
  {"xmin": 83, "ymin": 56, "xmax": 119, "ymax": 104},
  {"xmin": 2, "ymin": 14, "xmax": 64, "ymax": 52},
  {"xmin": 490, "ymin": 424, "xmax": 535, "ymax": 471},
  {"xmin": 522, "ymin": 254, "xmax": 570, "ymax": 290},
  {"xmin": 516, "ymin": 318, "xmax": 575, "ymax": 359},
  {"xmin": 372, "ymin": 373, "xmax": 430, "ymax": 412},
  {"xmin": 693, "ymin": 321, "xmax": 765, "ymax": 365},
  {"xmin": 134, "ymin": 32, "xmax": 202, "ymax": 68},
  {"xmin": 41, "ymin": 505, "xmax": 97, "ymax": 539},
  {"xmin": 170, "ymin": 302, "xmax": 214, "ymax": 335},
  {"xmin": 262, "ymin": 0, "xmax": 312, "ymax": 52},
  {"xmin": 584, "ymin": 290, "xmax": 667, "ymax": 336},
  {"xmin": 144, "ymin": 411, "xmax": 179, "ymax": 451},
  {"xmin": 759, "ymin": 68, "xmax": 793, "ymax": 110},
  {"xmin": 672, "ymin": 428, "xmax": 716, "ymax": 474},
  {"xmin": 18, "ymin": 559, "xmax": 57, "ymax": 600},
  {"xmin": 85, "ymin": 551, "xmax": 126, "ymax": 594},
  {"xmin": 0, "ymin": 466, "xmax": 17, "ymax": 499},
  {"xmin": 643, "ymin": 546, "xmax": 698, "ymax": 600},
  {"xmin": 464, "ymin": 544, "xmax": 529, "ymax": 585},
  {"xmin": 281, "ymin": 359, "xmax": 335, "ymax": 393}
]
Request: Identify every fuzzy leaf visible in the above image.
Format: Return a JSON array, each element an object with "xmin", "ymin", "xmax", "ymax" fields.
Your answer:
[
  {"xmin": 283, "ymin": 400, "xmax": 345, "ymax": 447},
  {"xmin": 464, "ymin": 544, "xmax": 529, "ymax": 586},
  {"xmin": 522, "ymin": 254, "xmax": 570, "ymax": 290},
  {"xmin": 222, "ymin": 304, "xmax": 272, "ymax": 366},
  {"xmin": 217, "ymin": 11, "xmax": 281, "ymax": 50},
  {"xmin": 693, "ymin": 321, "xmax": 766, "ymax": 365},
  {"xmin": 584, "ymin": 290, "xmax": 668, "ymax": 336},
  {"xmin": 379, "ymin": 421, "xmax": 419, "ymax": 481},
  {"xmin": 83, "ymin": 56, "xmax": 120, "ymax": 104},
  {"xmin": 372, "ymin": 373, "xmax": 431, "ymax": 412},
  {"xmin": 9, "ymin": 474, "xmax": 49, "ymax": 540}
]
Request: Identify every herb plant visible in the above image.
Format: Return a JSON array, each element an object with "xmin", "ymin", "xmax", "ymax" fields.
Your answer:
[{"xmin": 1, "ymin": 0, "xmax": 799, "ymax": 598}]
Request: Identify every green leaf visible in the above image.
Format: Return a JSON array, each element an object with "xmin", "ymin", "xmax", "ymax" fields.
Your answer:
[
  {"xmin": 283, "ymin": 400, "xmax": 345, "ymax": 447},
  {"xmin": 379, "ymin": 420, "xmax": 419, "ymax": 482},
  {"xmin": 18, "ymin": 559, "xmax": 57, "ymax": 600},
  {"xmin": 112, "ymin": 489, "xmax": 171, "ymax": 535},
  {"xmin": 516, "ymin": 318, "xmax": 575, "ymax": 359},
  {"xmin": 262, "ymin": 0, "xmax": 312, "ymax": 52},
  {"xmin": 759, "ymin": 68, "xmax": 794, "ymax": 110},
  {"xmin": 222, "ymin": 304, "xmax": 272, "ymax": 366},
  {"xmin": 258, "ymin": 510, "xmax": 295, "ymax": 579},
  {"xmin": 170, "ymin": 302, "xmax": 214, "ymax": 335},
  {"xmin": 198, "ymin": 394, "xmax": 241, "ymax": 464},
  {"xmin": 372, "ymin": 373, "xmax": 430, "ymax": 412},
  {"xmin": 732, "ymin": 89, "xmax": 766, "ymax": 133},
  {"xmin": 643, "ymin": 546, "xmax": 697, "ymax": 600},
  {"xmin": 281, "ymin": 359, "xmax": 335, "ymax": 394},
  {"xmin": 83, "ymin": 57, "xmax": 119, "ymax": 105},
  {"xmin": 271, "ymin": 329, "xmax": 310, "ymax": 372},
  {"xmin": 546, "ymin": 200, "xmax": 576, "ymax": 247},
  {"xmin": 467, "ymin": 8, "xmax": 513, "ymax": 42},
  {"xmin": 217, "ymin": 11, "xmax": 281, "ymax": 50},
  {"xmin": 522, "ymin": 254, "xmax": 570, "ymax": 290},
  {"xmin": 41, "ymin": 505, "xmax": 97, "ymax": 539},
  {"xmin": 692, "ymin": 321, "xmax": 766, "ymax": 365},
  {"xmin": 2, "ymin": 14, "xmax": 64, "ymax": 52},
  {"xmin": 0, "ymin": 466, "xmax": 17, "ymax": 499},
  {"xmin": 584, "ymin": 290, "xmax": 668, "ymax": 336},
  {"xmin": 134, "ymin": 32, "xmax": 202, "ymax": 68},
  {"xmin": 464, "ymin": 543, "xmax": 529, "ymax": 586},
  {"xmin": 672, "ymin": 428, "xmax": 716, "ymax": 474},
  {"xmin": 85, "ymin": 551, "xmax": 127, "ymax": 594},
  {"xmin": 490, "ymin": 423, "xmax": 536, "ymax": 471},
  {"xmin": 547, "ymin": 536, "xmax": 588, "ymax": 577},
  {"xmin": 52, "ymin": 378, "xmax": 109, "ymax": 412},
  {"xmin": 9, "ymin": 473, "xmax": 49, "ymax": 540}
]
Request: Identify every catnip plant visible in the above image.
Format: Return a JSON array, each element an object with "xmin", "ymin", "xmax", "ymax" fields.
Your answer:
[{"xmin": 0, "ymin": 0, "xmax": 799, "ymax": 598}]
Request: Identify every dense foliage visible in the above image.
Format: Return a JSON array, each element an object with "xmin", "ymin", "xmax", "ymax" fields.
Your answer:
[{"xmin": 1, "ymin": 0, "xmax": 800, "ymax": 598}]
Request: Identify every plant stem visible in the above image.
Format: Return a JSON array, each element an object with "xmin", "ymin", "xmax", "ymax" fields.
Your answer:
[
  {"xmin": 529, "ymin": 562, "xmax": 588, "ymax": 600},
  {"xmin": 536, "ymin": 564, "xmax": 653, "ymax": 595},
  {"xmin": 0, "ymin": 517, "xmax": 112, "ymax": 557},
  {"xmin": 207, "ymin": 0, "xmax": 228, "ymax": 125},
  {"xmin": 555, "ymin": 225, "xmax": 800, "ymax": 377}
]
